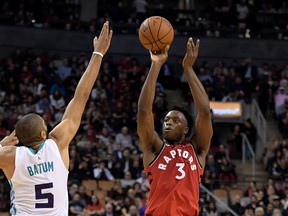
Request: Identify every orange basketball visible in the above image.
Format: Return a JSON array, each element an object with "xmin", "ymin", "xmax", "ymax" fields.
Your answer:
[{"xmin": 138, "ymin": 16, "xmax": 174, "ymax": 52}]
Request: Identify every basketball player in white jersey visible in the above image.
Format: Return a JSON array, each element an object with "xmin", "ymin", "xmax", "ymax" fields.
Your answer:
[{"xmin": 0, "ymin": 21, "xmax": 112, "ymax": 216}]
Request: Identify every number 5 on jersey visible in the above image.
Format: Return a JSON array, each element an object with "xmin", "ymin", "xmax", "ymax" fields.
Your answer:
[{"xmin": 35, "ymin": 183, "xmax": 54, "ymax": 208}]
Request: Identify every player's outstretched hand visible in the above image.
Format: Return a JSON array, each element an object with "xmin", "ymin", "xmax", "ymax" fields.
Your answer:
[
  {"xmin": 149, "ymin": 45, "xmax": 170, "ymax": 66},
  {"xmin": 182, "ymin": 37, "xmax": 199, "ymax": 70},
  {"xmin": 0, "ymin": 130, "xmax": 19, "ymax": 147},
  {"xmin": 93, "ymin": 21, "xmax": 113, "ymax": 56}
]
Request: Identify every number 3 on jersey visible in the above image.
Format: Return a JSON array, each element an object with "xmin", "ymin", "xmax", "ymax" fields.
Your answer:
[
  {"xmin": 175, "ymin": 162, "xmax": 197, "ymax": 179},
  {"xmin": 175, "ymin": 163, "xmax": 185, "ymax": 179},
  {"xmin": 35, "ymin": 183, "xmax": 54, "ymax": 208}
]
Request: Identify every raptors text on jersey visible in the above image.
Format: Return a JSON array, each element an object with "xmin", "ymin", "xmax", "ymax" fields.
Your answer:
[{"xmin": 145, "ymin": 141, "xmax": 203, "ymax": 216}]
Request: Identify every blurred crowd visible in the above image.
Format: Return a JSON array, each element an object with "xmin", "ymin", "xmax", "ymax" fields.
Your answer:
[
  {"xmin": 0, "ymin": 41, "xmax": 287, "ymax": 214},
  {"xmin": 0, "ymin": 0, "xmax": 288, "ymax": 39},
  {"xmin": 199, "ymin": 141, "xmax": 288, "ymax": 216}
]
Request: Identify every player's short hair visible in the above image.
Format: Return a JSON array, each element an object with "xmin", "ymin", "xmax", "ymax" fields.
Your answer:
[
  {"xmin": 15, "ymin": 113, "xmax": 45, "ymax": 147},
  {"xmin": 167, "ymin": 105, "xmax": 194, "ymax": 138}
]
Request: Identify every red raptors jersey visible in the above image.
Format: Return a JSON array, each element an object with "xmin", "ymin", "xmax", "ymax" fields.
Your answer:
[{"xmin": 144, "ymin": 141, "xmax": 203, "ymax": 216}]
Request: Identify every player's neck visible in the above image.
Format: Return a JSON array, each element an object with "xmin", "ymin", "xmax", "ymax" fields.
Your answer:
[
  {"xmin": 27, "ymin": 141, "xmax": 44, "ymax": 153},
  {"xmin": 165, "ymin": 138, "xmax": 186, "ymax": 145}
]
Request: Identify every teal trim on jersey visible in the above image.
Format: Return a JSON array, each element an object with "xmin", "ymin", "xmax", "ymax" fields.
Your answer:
[
  {"xmin": 28, "ymin": 141, "xmax": 45, "ymax": 155},
  {"xmin": 9, "ymin": 181, "xmax": 15, "ymax": 200},
  {"xmin": 9, "ymin": 181, "xmax": 17, "ymax": 215},
  {"xmin": 10, "ymin": 205, "xmax": 17, "ymax": 215},
  {"xmin": 28, "ymin": 147, "xmax": 35, "ymax": 154},
  {"xmin": 38, "ymin": 141, "xmax": 45, "ymax": 151}
]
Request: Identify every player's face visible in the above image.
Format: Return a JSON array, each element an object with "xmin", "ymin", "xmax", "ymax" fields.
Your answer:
[{"xmin": 162, "ymin": 110, "xmax": 188, "ymax": 143}]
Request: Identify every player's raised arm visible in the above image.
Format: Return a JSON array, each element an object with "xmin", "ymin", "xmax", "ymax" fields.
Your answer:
[
  {"xmin": 49, "ymin": 21, "xmax": 112, "ymax": 167},
  {"xmin": 0, "ymin": 131, "xmax": 19, "ymax": 147},
  {"xmin": 0, "ymin": 131, "xmax": 18, "ymax": 171},
  {"xmin": 137, "ymin": 47, "xmax": 169, "ymax": 166},
  {"xmin": 182, "ymin": 38, "xmax": 212, "ymax": 167}
]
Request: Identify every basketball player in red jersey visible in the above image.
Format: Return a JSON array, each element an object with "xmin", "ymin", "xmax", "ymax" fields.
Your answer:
[{"xmin": 137, "ymin": 38, "xmax": 212, "ymax": 216}]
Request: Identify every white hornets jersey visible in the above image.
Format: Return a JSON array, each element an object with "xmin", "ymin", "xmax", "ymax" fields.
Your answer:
[{"xmin": 9, "ymin": 139, "xmax": 69, "ymax": 216}]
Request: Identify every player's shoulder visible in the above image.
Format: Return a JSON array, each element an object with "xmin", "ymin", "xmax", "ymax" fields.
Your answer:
[
  {"xmin": 44, "ymin": 138, "xmax": 58, "ymax": 146},
  {"xmin": 1, "ymin": 145, "xmax": 17, "ymax": 154},
  {"xmin": 0, "ymin": 146, "xmax": 16, "ymax": 168}
]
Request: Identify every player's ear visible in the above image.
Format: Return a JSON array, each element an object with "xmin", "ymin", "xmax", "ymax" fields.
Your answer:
[
  {"xmin": 40, "ymin": 130, "xmax": 47, "ymax": 140},
  {"xmin": 184, "ymin": 127, "xmax": 189, "ymax": 136}
]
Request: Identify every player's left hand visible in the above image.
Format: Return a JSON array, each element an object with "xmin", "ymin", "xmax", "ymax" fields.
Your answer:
[
  {"xmin": 93, "ymin": 21, "xmax": 113, "ymax": 56},
  {"xmin": 0, "ymin": 131, "xmax": 19, "ymax": 147},
  {"xmin": 182, "ymin": 37, "xmax": 199, "ymax": 70}
]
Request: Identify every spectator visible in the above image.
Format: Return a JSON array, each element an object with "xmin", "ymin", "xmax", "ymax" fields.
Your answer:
[
  {"xmin": 246, "ymin": 194, "xmax": 259, "ymax": 211},
  {"xmin": 88, "ymin": 109, "xmax": 105, "ymax": 132},
  {"xmin": 233, "ymin": 76, "xmax": 246, "ymax": 102},
  {"xmin": 69, "ymin": 193, "xmax": 85, "ymax": 216},
  {"xmin": 93, "ymin": 160, "xmax": 115, "ymax": 181},
  {"xmin": 35, "ymin": 87, "xmax": 50, "ymax": 114},
  {"xmin": 136, "ymin": 170, "xmax": 149, "ymax": 192},
  {"xmin": 243, "ymin": 206, "xmax": 255, "ymax": 216},
  {"xmin": 274, "ymin": 87, "xmax": 288, "ymax": 117},
  {"xmin": 111, "ymin": 160, "xmax": 125, "ymax": 179},
  {"xmin": 97, "ymin": 126, "xmax": 113, "ymax": 147},
  {"xmin": 57, "ymin": 58, "xmax": 72, "ymax": 81},
  {"xmin": 202, "ymin": 170, "xmax": 215, "ymax": 190},
  {"xmin": 115, "ymin": 126, "xmax": 133, "ymax": 149},
  {"xmin": 227, "ymin": 124, "xmax": 242, "ymax": 159},
  {"xmin": 111, "ymin": 102, "xmax": 129, "ymax": 131},
  {"xmin": 127, "ymin": 204, "xmax": 140, "ymax": 216},
  {"xmin": 257, "ymin": 190, "xmax": 269, "ymax": 207},
  {"xmin": 105, "ymin": 153, "xmax": 115, "ymax": 170},
  {"xmin": 206, "ymin": 154, "xmax": 220, "ymax": 180},
  {"xmin": 272, "ymin": 208, "xmax": 282, "ymax": 216},
  {"xmin": 218, "ymin": 157, "xmax": 237, "ymax": 186},
  {"xmin": 206, "ymin": 200, "xmax": 219, "ymax": 216},
  {"xmin": 78, "ymin": 185, "xmax": 90, "ymax": 207},
  {"xmin": 132, "ymin": 0, "xmax": 147, "ymax": 24},
  {"xmin": 120, "ymin": 147, "xmax": 135, "ymax": 176},
  {"xmin": 215, "ymin": 144, "xmax": 230, "ymax": 164},
  {"xmin": 255, "ymin": 206, "xmax": 265, "ymax": 216},
  {"xmin": 49, "ymin": 89, "xmax": 66, "ymax": 111},
  {"xmin": 130, "ymin": 156, "xmax": 142, "ymax": 179},
  {"xmin": 245, "ymin": 181, "xmax": 258, "ymax": 197},
  {"xmin": 231, "ymin": 194, "xmax": 244, "ymax": 215},
  {"xmin": 242, "ymin": 118, "xmax": 257, "ymax": 155},
  {"xmin": 78, "ymin": 158, "xmax": 94, "ymax": 181},
  {"xmin": 265, "ymin": 185, "xmax": 277, "ymax": 203},
  {"xmin": 132, "ymin": 182, "xmax": 143, "ymax": 198},
  {"xmin": 120, "ymin": 171, "xmax": 136, "ymax": 189},
  {"xmin": 265, "ymin": 202, "xmax": 274, "ymax": 216},
  {"xmin": 255, "ymin": 74, "xmax": 271, "ymax": 118},
  {"xmin": 236, "ymin": 0, "xmax": 250, "ymax": 37},
  {"xmin": 110, "ymin": 179, "xmax": 125, "ymax": 201},
  {"xmin": 84, "ymin": 195, "xmax": 105, "ymax": 215},
  {"xmin": 104, "ymin": 203, "xmax": 115, "ymax": 216},
  {"xmin": 272, "ymin": 195, "xmax": 283, "ymax": 210},
  {"xmin": 241, "ymin": 58, "xmax": 259, "ymax": 94},
  {"xmin": 272, "ymin": 157, "xmax": 288, "ymax": 181}
]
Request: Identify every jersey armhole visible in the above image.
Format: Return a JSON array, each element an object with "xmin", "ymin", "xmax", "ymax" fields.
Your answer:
[
  {"xmin": 190, "ymin": 143, "xmax": 204, "ymax": 169},
  {"xmin": 148, "ymin": 142, "xmax": 165, "ymax": 167}
]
